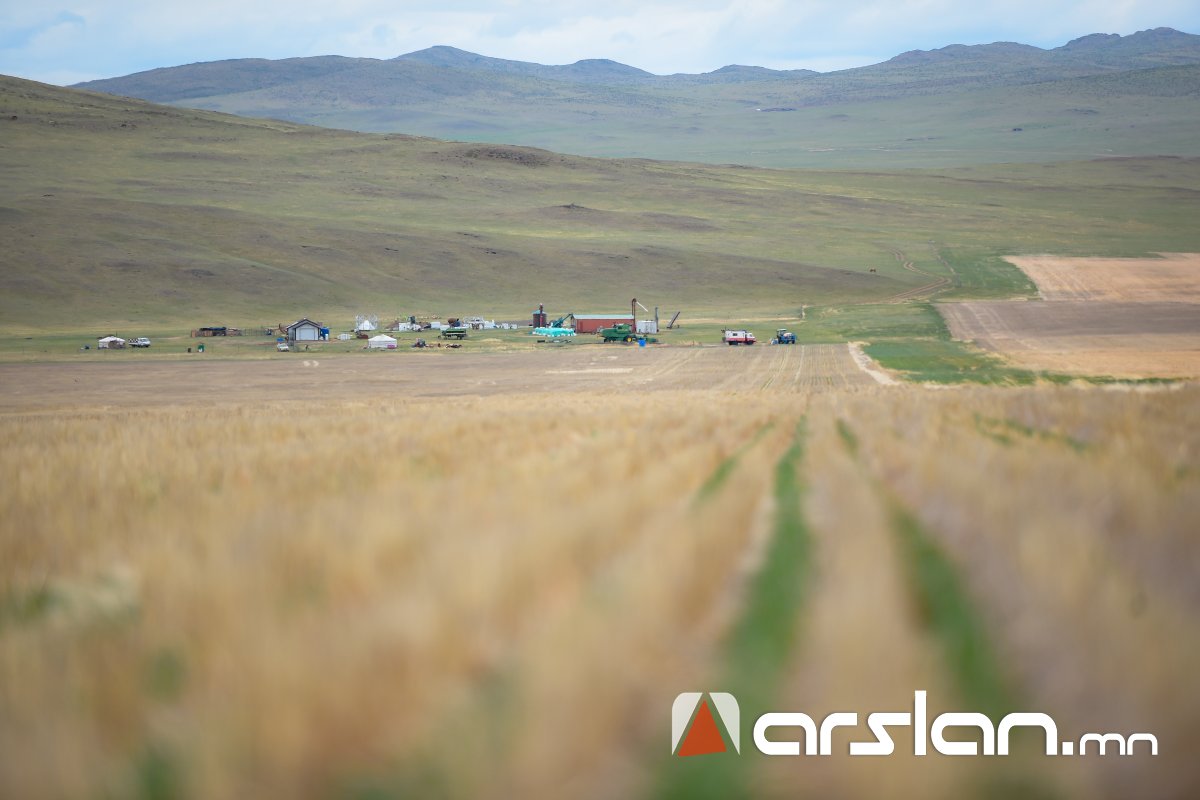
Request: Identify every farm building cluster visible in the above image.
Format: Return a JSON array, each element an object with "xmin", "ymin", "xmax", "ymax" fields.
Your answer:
[
  {"xmin": 271, "ymin": 300, "xmax": 679, "ymax": 349},
  {"xmin": 91, "ymin": 300, "xmax": 691, "ymax": 353}
]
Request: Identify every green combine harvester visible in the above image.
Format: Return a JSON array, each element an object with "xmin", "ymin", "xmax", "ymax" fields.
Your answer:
[{"xmin": 597, "ymin": 323, "xmax": 656, "ymax": 344}]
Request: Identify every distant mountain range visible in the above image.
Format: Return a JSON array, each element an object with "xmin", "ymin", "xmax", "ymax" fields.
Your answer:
[{"xmin": 69, "ymin": 28, "xmax": 1200, "ymax": 168}]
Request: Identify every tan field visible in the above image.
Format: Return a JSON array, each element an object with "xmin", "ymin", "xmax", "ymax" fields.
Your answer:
[
  {"xmin": 1, "ymin": 349, "xmax": 1197, "ymax": 800},
  {"xmin": 939, "ymin": 253, "xmax": 1200, "ymax": 379},
  {"xmin": 0, "ymin": 344, "xmax": 876, "ymax": 411},
  {"xmin": 1006, "ymin": 254, "xmax": 1200, "ymax": 303},
  {"xmin": 937, "ymin": 301, "xmax": 1200, "ymax": 378}
]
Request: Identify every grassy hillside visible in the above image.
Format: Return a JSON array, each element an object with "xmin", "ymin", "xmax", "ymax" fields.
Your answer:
[
  {"xmin": 71, "ymin": 29, "xmax": 1200, "ymax": 169},
  {"xmin": 378, "ymin": 64, "xmax": 1200, "ymax": 169},
  {"xmin": 89, "ymin": 63, "xmax": 1200, "ymax": 170},
  {"xmin": 3, "ymin": 75, "xmax": 1200, "ymax": 332}
]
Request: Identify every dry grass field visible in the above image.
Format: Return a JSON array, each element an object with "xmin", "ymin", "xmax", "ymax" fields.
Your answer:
[
  {"xmin": 1, "ymin": 348, "xmax": 1197, "ymax": 800},
  {"xmin": 939, "ymin": 253, "xmax": 1200, "ymax": 379}
]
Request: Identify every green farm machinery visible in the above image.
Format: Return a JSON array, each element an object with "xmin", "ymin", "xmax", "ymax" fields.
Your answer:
[{"xmin": 598, "ymin": 323, "xmax": 656, "ymax": 344}]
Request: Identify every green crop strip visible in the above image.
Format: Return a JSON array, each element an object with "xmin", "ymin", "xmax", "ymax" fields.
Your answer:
[
  {"xmin": 889, "ymin": 504, "xmax": 1014, "ymax": 721},
  {"xmin": 889, "ymin": 504, "xmax": 1064, "ymax": 800},
  {"xmin": 826, "ymin": 417, "xmax": 1061, "ymax": 799},
  {"xmin": 723, "ymin": 420, "xmax": 811, "ymax": 703},
  {"xmin": 974, "ymin": 414, "xmax": 1090, "ymax": 453},
  {"xmin": 655, "ymin": 420, "xmax": 811, "ymax": 800},
  {"xmin": 692, "ymin": 421, "xmax": 776, "ymax": 506}
]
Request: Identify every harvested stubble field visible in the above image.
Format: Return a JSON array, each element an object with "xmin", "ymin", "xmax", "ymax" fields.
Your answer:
[
  {"xmin": 939, "ymin": 254, "xmax": 1200, "ymax": 379},
  {"xmin": 0, "ymin": 344, "xmax": 876, "ymax": 411},
  {"xmin": 1006, "ymin": 254, "xmax": 1200, "ymax": 303},
  {"xmin": 1, "ymin": 349, "xmax": 1197, "ymax": 800},
  {"xmin": 937, "ymin": 300, "xmax": 1200, "ymax": 379}
]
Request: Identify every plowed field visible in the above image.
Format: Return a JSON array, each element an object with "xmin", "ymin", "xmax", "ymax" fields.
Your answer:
[
  {"xmin": 938, "ymin": 301, "xmax": 1200, "ymax": 378},
  {"xmin": 938, "ymin": 253, "xmax": 1200, "ymax": 378}
]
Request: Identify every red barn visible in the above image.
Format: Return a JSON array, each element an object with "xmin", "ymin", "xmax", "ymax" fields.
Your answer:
[{"xmin": 572, "ymin": 314, "xmax": 635, "ymax": 334}]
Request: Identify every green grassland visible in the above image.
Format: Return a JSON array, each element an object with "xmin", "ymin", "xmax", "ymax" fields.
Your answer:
[
  {"xmin": 77, "ymin": 36, "xmax": 1200, "ymax": 171},
  {"xmin": 2, "ymin": 76, "xmax": 1200, "ymax": 345},
  {"xmin": 310, "ymin": 64, "xmax": 1200, "ymax": 170}
]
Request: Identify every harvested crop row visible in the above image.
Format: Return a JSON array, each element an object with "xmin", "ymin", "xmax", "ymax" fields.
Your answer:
[{"xmin": 1, "ymin": 376, "xmax": 1195, "ymax": 799}]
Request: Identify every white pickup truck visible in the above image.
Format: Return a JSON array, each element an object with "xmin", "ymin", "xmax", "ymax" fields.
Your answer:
[{"xmin": 723, "ymin": 329, "xmax": 756, "ymax": 345}]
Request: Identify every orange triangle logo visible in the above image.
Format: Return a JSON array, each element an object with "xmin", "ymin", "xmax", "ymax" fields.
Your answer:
[{"xmin": 677, "ymin": 699, "xmax": 728, "ymax": 757}]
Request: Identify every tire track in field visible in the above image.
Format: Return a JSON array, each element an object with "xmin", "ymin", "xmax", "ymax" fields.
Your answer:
[
  {"xmin": 712, "ymin": 345, "xmax": 766, "ymax": 391},
  {"xmin": 650, "ymin": 347, "xmax": 705, "ymax": 383},
  {"xmin": 790, "ymin": 341, "xmax": 810, "ymax": 388},
  {"xmin": 787, "ymin": 344, "xmax": 877, "ymax": 390},
  {"xmin": 760, "ymin": 343, "xmax": 793, "ymax": 390},
  {"xmin": 881, "ymin": 247, "xmax": 953, "ymax": 304}
]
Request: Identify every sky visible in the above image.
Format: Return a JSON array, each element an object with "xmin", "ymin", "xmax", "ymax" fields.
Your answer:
[{"xmin": 2, "ymin": 0, "xmax": 1198, "ymax": 86}]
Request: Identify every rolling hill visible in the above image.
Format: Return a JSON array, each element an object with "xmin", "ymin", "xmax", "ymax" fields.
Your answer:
[
  {"xmin": 3, "ymin": 75, "xmax": 1200, "ymax": 331},
  {"xmin": 70, "ymin": 28, "xmax": 1200, "ymax": 168}
]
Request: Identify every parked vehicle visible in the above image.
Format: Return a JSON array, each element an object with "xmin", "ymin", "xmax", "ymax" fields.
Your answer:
[
  {"xmin": 598, "ymin": 323, "xmax": 657, "ymax": 344},
  {"xmin": 775, "ymin": 329, "xmax": 796, "ymax": 344},
  {"xmin": 723, "ymin": 329, "xmax": 756, "ymax": 345},
  {"xmin": 598, "ymin": 323, "xmax": 638, "ymax": 343},
  {"xmin": 131, "ymin": 337, "xmax": 152, "ymax": 348},
  {"xmin": 276, "ymin": 342, "xmax": 289, "ymax": 351},
  {"xmin": 440, "ymin": 326, "xmax": 469, "ymax": 340}
]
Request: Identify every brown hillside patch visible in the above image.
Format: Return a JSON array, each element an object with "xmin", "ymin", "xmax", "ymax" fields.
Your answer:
[
  {"xmin": 444, "ymin": 144, "xmax": 560, "ymax": 166},
  {"xmin": 520, "ymin": 204, "xmax": 718, "ymax": 232}
]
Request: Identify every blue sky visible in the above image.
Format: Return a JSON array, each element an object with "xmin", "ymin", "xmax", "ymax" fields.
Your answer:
[{"xmin": 2, "ymin": 0, "xmax": 1198, "ymax": 85}]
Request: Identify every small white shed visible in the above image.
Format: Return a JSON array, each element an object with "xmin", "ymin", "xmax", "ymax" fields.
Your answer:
[
  {"xmin": 367, "ymin": 334, "xmax": 397, "ymax": 350},
  {"xmin": 636, "ymin": 320, "xmax": 659, "ymax": 335},
  {"xmin": 98, "ymin": 336, "xmax": 126, "ymax": 349},
  {"xmin": 287, "ymin": 318, "xmax": 323, "ymax": 344}
]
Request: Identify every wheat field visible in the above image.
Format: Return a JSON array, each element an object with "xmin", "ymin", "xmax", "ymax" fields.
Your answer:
[{"xmin": 0, "ymin": 353, "xmax": 1197, "ymax": 800}]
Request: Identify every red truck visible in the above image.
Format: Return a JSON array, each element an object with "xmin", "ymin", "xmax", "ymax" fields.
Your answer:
[{"xmin": 723, "ymin": 329, "xmax": 756, "ymax": 345}]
